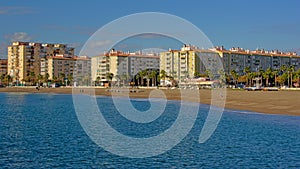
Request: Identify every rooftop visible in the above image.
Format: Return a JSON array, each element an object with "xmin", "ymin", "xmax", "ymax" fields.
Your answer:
[{"xmin": 95, "ymin": 49, "xmax": 160, "ymax": 59}]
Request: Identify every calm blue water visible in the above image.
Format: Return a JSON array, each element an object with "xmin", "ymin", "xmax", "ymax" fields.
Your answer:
[{"xmin": 0, "ymin": 93, "xmax": 300, "ymax": 168}]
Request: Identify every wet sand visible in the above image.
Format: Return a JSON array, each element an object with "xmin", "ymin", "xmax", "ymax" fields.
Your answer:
[{"xmin": 0, "ymin": 87, "xmax": 299, "ymax": 116}]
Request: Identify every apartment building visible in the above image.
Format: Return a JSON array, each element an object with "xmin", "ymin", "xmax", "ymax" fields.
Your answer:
[
  {"xmin": 91, "ymin": 49, "xmax": 159, "ymax": 84},
  {"xmin": 214, "ymin": 46, "xmax": 300, "ymax": 75},
  {"xmin": 0, "ymin": 59, "xmax": 8, "ymax": 76},
  {"xmin": 41, "ymin": 55, "xmax": 91, "ymax": 85},
  {"xmin": 160, "ymin": 45, "xmax": 221, "ymax": 82},
  {"xmin": 160, "ymin": 45, "xmax": 300, "ymax": 81},
  {"xmin": 7, "ymin": 41, "xmax": 74, "ymax": 83}
]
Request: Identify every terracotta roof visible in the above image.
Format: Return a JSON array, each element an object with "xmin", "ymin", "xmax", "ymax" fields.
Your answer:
[{"xmin": 216, "ymin": 49, "xmax": 300, "ymax": 58}]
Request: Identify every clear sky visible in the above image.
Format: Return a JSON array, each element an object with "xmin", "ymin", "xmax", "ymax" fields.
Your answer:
[{"xmin": 0, "ymin": 0, "xmax": 300, "ymax": 58}]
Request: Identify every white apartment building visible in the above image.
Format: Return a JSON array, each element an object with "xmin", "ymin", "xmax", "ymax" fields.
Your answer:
[
  {"xmin": 91, "ymin": 49, "xmax": 159, "ymax": 85},
  {"xmin": 160, "ymin": 45, "xmax": 300, "ymax": 81}
]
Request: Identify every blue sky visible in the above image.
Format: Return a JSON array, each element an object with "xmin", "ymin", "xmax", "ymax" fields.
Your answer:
[{"xmin": 0, "ymin": 0, "xmax": 300, "ymax": 57}]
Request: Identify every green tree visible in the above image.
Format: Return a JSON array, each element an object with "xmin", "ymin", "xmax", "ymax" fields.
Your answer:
[
  {"xmin": 67, "ymin": 73, "xmax": 73, "ymax": 86},
  {"xmin": 44, "ymin": 73, "xmax": 50, "ymax": 83},
  {"xmin": 149, "ymin": 70, "xmax": 158, "ymax": 86},
  {"xmin": 230, "ymin": 70, "xmax": 239, "ymax": 86},
  {"xmin": 0, "ymin": 74, "xmax": 4, "ymax": 84},
  {"xmin": 145, "ymin": 70, "xmax": 151, "ymax": 87},
  {"xmin": 59, "ymin": 73, "xmax": 65, "ymax": 85},
  {"xmin": 29, "ymin": 72, "xmax": 35, "ymax": 85},
  {"xmin": 243, "ymin": 66, "xmax": 251, "ymax": 86},
  {"xmin": 4, "ymin": 74, "xmax": 12, "ymax": 86},
  {"xmin": 37, "ymin": 74, "xmax": 43, "ymax": 86},
  {"xmin": 263, "ymin": 68, "xmax": 273, "ymax": 87},
  {"xmin": 294, "ymin": 68, "xmax": 300, "ymax": 87},
  {"xmin": 272, "ymin": 69, "xmax": 279, "ymax": 87},
  {"xmin": 106, "ymin": 72, "xmax": 114, "ymax": 86},
  {"xmin": 248, "ymin": 72, "xmax": 256, "ymax": 86},
  {"xmin": 96, "ymin": 76, "xmax": 101, "ymax": 86},
  {"xmin": 160, "ymin": 70, "xmax": 167, "ymax": 86},
  {"xmin": 288, "ymin": 65, "xmax": 295, "ymax": 87},
  {"xmin": 258, "ymin": 68, "xmax": 264, "ymax": 86},
  {"xmin": 279, "ymin": 65, "xmax": 288, "ymax": 86}
]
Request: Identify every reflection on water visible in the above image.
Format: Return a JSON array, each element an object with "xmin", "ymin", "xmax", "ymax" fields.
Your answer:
[{"xmin": 0, "ymin": 93, "xmax": 299, "ymax": 168}]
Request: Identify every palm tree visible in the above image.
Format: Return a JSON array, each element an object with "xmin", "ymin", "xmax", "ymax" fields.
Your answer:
[
  {"xmin": 106, "ymin": 72, "xmax": 114, "ymax": 87},
  {"xmin": 230, "ymin": 70, "xmax": 239, "ymax": 86},
  {"xmin": 0, "ymin": 74, "xmax": 4, "ymax": 84},
  {"xmin": 288, "ymin": 65, "xmax": 295, "ymax": 87},
  {"xmin": 37, "ymin": 74, "xmax": 43, "ymax": 86},
  {"xmin": 243, "ymin": 66, "xmax": 251, "ymax": 86},
  {"xmin": 135, "ymin": 73, "xmax": 141, "ymax": 86},
  {"xmin": 29, "ymin": 72, "xmax": 35, "ymax": 85},
  {"xmin": 96, "ymin": 76, "xmax": 101, "ymax": 86},
  {"xmin": 273, "ymin": 69, "xmax": 279, "ymax": 87},
  {"xmin": 59, "ymin": 73, "xmax": 65, "ymax": 85},
  {"xmin": 258, "ymin": 68, "xmax": 264, "ymax": 86},
  {"xmin": 280, "ymin": 65, "xmax": 287, "ymax": 76},
  {"xmin": 4, "ymin": 74, "xmax": 11, "ymax": 86},
  {"xmin": 263, "ymin": 68, "xmax": 273, "ymax": 87},
  {"xmin": 67, "ymin": 73, "xmax": 73, "ymax": 86},
  {"xmin": 160, "ymin": 70, "xmax": 167, "ymax": 86},
  {"xmin": 149, "ymin": 70, "xmax": 158, "ymax": 86},
  {"xmin": 44, "ymin": 73, "xmax": 50, "ymax": 83},
  {"xmin": 248, "ymin": 72, "xmax": 256, "ymax": 86},
  {"xmin": 145, "ymin": 70, "xmax": 151, "ymax": 87},
  {"xmin": 280, "ymin": 65, "xmax": 288, "ymax": 87},
  {"xmin": 295, "ymin": 68, "xmax": 300, "ymax": 87},
  {"xmin": 136, "ymin": 70, "xmax": 149, "ymax": 87},
  {"xmin": 52, "ymin": 76, "xmax": 58, "ymax": 83}
]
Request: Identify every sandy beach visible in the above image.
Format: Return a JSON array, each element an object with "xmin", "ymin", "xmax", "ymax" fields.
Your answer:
[{"xmin": 0, "ymin": 87, "xmax": 299, "ymax": 116}]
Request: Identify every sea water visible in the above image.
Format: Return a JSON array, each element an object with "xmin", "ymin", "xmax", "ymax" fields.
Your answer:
[{"xmin": 0, "ymin": 93, "xmax": 299, "ymax": 168}]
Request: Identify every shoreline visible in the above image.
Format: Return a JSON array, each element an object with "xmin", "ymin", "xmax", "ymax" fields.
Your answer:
[{"xmin": 0, "ymin": 87, "xmax": 299, "ymax": 116}]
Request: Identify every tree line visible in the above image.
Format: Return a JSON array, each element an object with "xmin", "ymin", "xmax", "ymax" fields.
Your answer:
[
  {"xmin": 229, "ymin": 65, "xmax": 300, "ymax": 87},
  {"xmin": 0, "ymin": 72, "xmax": 74, "ymax": 86}
]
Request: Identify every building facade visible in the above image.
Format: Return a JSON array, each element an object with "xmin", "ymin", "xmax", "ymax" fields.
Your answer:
[
  {"xmin": 91, "ymin": 49, "xmax": 159, "ymax": 84},
  {"xmin": 40, "ymin": 55, "xmax": 91, "ymax": 85},
  {"xmin": 160, "ymin": 45, "xmax": 300, "ymax": 82},
  {"xmin": 214, "ymin": 46, "xmax": 300, "ymax": 75},
  {"xmin": 0, "ymin": 59, "xmax": 8, "ymax": 77},
  {"xmin": 160, "ymin": 45, "xmax": 221, "ymax": 82},
  {"xmin": 7, "ymin": 41, "xmax": 74, "ymax": 83}
]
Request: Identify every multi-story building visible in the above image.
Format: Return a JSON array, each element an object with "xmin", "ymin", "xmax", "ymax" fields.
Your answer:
[
  {"xmin": 160, "ymin": 45, "xmax": 222, "ymax": 82},
  {"xmin": 160, "ymin": 45, "xmax": 300, "ymax": 82},
  {"xmin": 41, "ymin": 54, "xmax": 91, "ymax": 85},
  {"xmin": 213, "ymin": 46, "xmax": 300, "ymax": 75},
  {"xmin": 73, "ymin": 56, "xmax": 91, "ymax": 85},
  {"xmin": 0, "ymin": 59, "xmax": 8, "ymax": 76},
  {"xmin": 160, "ymin": 45, "xmax": 198, "ymax": 81},
  {"xmin": 7, "ymin": 41, "xmax": 74, "ymax": 83},
  {"xmin": 91, "ymin": 49, "xmax": 159, "ymax": 84}
]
